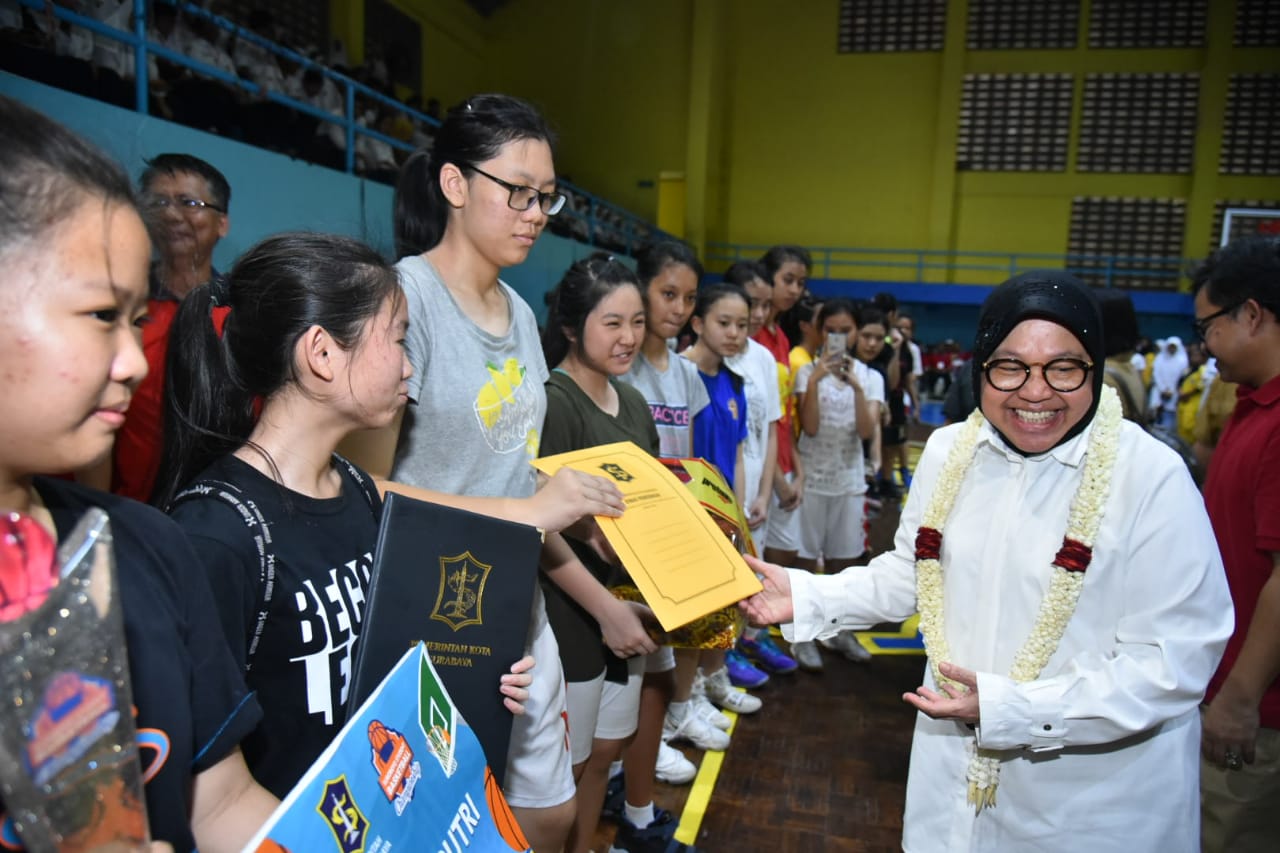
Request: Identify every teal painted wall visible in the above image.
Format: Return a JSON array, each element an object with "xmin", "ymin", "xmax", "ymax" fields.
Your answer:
[{"xmin": 0, "ymin": 72, "xmax": 602, "ymax": 324}]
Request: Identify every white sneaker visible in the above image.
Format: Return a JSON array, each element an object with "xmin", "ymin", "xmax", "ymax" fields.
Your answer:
[
  {"xmin": 663, "ymin": 702, "xmax": 730, "ymax": 751},
  {"xmin": 693, "ymin": 693, "xmax": 732, "ymax": 731},
  {"xmin": 691, "ymin": 671, "xmax": 733, "ymax": 730},
  {"xmin": 702, "ymin": 666, "xmax": 763, "ymax": 714},
  {"xmin": 654, "ymin": 740, "xmax": 697, "ymax": 784}
]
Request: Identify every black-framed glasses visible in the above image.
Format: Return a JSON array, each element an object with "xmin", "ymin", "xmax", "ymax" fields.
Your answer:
[
  {"xmin": 141, "ymin": 193, "xmax": 225, "ymax": 214},
  {"xmin": 983, "ymin": 357, "xmax": 1093, "ymax": 393},
  {"xmin": 1191, "ymin": 304, "xmax": 1239, "ymax": 341},
  {"xmin": 464, "ymin": 165, "xmax": 566, "ymax": 215}
]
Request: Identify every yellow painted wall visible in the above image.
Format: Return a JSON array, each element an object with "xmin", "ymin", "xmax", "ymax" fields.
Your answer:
[
  {"xmin": 721, "ymin": 0, "xmax": 944, "ymax": 249},
  {"xmin": 390, "ymin": 0, "xmax": 492, "ymax": 107},
  {"xmin": 949, "ymin": 0, "xmax": 1280, "ymax": 266},
  {"xmin": 480, "ymin": 0, "xmax": 693, "ymax": 222},
  {"xmin": 375, "ymin": 0, "xmax": 1280, "ymax": 269}
]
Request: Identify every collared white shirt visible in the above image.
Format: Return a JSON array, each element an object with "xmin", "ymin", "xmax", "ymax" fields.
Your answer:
[{"xmin": 786, "ymin": 416, "xmax": 1231, "ymax": 851}]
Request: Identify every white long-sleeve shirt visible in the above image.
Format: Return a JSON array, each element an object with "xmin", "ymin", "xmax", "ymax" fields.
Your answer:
[{"xmin": 785, "ymin": 415, "xmax": 1232, "ymax": 852}]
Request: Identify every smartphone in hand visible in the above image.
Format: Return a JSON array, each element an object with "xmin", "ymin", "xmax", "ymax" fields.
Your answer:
[{"xmin": 824, "ymin": 332, "xmax": 850, "ymax": 378}]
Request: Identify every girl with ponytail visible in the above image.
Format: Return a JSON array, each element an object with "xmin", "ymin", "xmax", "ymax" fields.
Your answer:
[
  {"xmin": 158, "ymin": 232, "xmax": 536, "ymax": 799},
  {"xmin": 374, "ymin": 94, "xmax": 654, "ymax": 850}
]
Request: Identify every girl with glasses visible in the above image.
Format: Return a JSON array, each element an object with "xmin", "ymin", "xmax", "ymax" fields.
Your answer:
[{"xmin": 361, "ymin": 94, "xmax": 651, "ymax": 852}]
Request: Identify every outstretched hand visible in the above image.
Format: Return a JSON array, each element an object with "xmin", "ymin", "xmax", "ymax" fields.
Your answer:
[
  {"xmin": 903, "ymin": 662, "xmax": 980, "ymax": 723},
  {"xmin": 531, "ymin": 467, "xmax": 625, "ymax": 532},
  {"xmin": 738, "ymin": 554, "xmax": 795, "ymax": 626}
]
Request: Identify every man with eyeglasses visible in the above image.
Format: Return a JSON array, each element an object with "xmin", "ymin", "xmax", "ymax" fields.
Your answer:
[
  {"xmin": 1194, "ymin": 236, "xmax": 1280, "ymax": 853},
  {"xmin": 106, "ymin": 153, "xmax": 231, "ymax": 502}
]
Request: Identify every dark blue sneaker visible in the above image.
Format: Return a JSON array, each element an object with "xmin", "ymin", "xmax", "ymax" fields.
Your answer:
[
  {"xmin": 724, "ymin": 648, "xmax": 769, "ymax": 688},
  {"xmin": 601, "ymin": 771, "xmax": 626, "ymax": 823},
  {"xmin": 610, "ymin": 808, "xmax": 699, "ymax": 853},
  {"xmin": 739, "ymin": 631, "xmax": 798, "ymax": 674}
]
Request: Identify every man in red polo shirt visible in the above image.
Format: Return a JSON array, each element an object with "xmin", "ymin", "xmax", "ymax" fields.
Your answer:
[
  {"xmin": 113, "ymin": 154, "xmax": 230, "ymax": 502},
  {"xmin": 1196, "ymin": 236, "xmax": 1280, "ymax": 853}
]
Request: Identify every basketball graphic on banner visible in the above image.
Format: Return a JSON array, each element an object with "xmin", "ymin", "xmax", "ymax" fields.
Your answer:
[{"xmin": 484, "ymin": 765, "xmax": 529, "ymax": 850}]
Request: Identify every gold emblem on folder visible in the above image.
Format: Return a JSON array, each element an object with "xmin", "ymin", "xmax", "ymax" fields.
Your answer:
[{"xmin": 430, "ymin": 552, "xmax": 492, "ymax": 631}]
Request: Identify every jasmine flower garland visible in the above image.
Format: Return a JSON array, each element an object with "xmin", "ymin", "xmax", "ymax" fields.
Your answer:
[{"xmin": 913, "ymin": 384, "xmax": 1123, "ymax": 813}]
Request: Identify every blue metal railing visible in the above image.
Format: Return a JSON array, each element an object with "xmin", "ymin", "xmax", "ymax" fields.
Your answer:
[
  {"xmin": 19, "ymin": 0, "xmax": 669, "ymax": 254},
  {"xmin": 705, "ymin": 242, "xmax": 1195, "ymax": 290}
]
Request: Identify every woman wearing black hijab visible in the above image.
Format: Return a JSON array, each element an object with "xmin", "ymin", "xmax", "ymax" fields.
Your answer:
[{"xmin": 741, "ymin": 272, "xmax": 1232, "ymax": 852}]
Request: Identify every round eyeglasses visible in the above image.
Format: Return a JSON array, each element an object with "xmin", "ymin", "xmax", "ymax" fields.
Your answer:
[
  {"xmin": 983, "ymin": 357, "xmax": 1093, "ymax": 393},
  {"xmin": 464, "ymin": 165, "xmax": 566, "ymax": 215},
  {"xmin": 141, "ymin": 194, "xmax": 225, "ymax": 214}
]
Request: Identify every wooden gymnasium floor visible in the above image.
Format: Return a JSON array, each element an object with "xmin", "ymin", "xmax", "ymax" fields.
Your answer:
[{"xmin": 591, "ymin": 431, "xmax": 932, "ymax": 852}]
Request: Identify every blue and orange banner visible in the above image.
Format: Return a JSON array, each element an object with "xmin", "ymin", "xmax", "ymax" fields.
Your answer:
[{"xmin": 245, "ymin": 644, "xmax": 530, "ymax": 853}]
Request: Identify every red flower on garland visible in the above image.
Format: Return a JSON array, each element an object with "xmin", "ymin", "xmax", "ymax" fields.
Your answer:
[
  {"xmin": 915, "ymin": 526, "xmax": 942, "ymax": 561},
  {"xmin": 1052, "ymin": 537, "xmax": 1092, "ymax": 573}
]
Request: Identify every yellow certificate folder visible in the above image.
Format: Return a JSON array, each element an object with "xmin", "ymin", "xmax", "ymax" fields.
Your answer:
[{"xmin": 533, "ymin": 442, "xmax": 762, "ymax": 631}]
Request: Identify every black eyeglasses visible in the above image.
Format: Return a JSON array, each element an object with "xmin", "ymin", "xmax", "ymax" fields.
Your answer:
[
  {"xmin": 983, "ymin": 357, "xmax": 1093, "ymax": 393},
  {"xmin": 141, "ymin": 193, "xmax": 225, "ymax": 214},
  {"xmin": 464, "ymin": 165, "xmax": 566, "ymax": 215},
  {"xmin": 1191, "ymin": 304, "xmax": 1239, "ymax": 341}
]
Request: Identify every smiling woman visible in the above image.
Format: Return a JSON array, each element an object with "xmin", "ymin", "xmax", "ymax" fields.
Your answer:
[
  {"xmin": 739, "ymin": 270, "xmax": 1234, "ymax": 853},
  {"xmin": 969, "ymin": 271, "xmax": 1105, "ymax": 456},
  {"xmin": 536, "ymin": 253, "xmax": 660, "ymax": 853}
]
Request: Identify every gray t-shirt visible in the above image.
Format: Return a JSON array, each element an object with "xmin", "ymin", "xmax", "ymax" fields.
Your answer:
[
  {"xmin": 390, "ymin": 255, "xmax": 549, "ymax": 500},
  {"xmin": 618, "ymin": 349, "xmax": 710, "ymax": 458}
]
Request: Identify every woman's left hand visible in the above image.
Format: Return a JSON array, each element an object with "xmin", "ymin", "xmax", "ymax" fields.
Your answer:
[
  {"xmin": 500, "ymin": 655, "xmax": 535, "ymax": 715},
  {"xmin": 903, "ymin": 661, "xmax": 980, "ymax": 723}
]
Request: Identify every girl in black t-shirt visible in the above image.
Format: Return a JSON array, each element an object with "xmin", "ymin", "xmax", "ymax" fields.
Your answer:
[
  {"xmin": 155, "ymin": 232, "xmax": 538, "ymax": 798},
  {"xmin": 0, "ymin": 95, "xmax": 277, "ymax": 852}
]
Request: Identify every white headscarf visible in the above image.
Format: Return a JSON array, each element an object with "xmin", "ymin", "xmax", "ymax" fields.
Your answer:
[{"xmin": 1150, "ymin": 336, "xmax": 1189, "ymax": 402}]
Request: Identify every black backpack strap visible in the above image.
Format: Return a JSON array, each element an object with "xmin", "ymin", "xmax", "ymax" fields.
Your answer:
[
  {"xmin": 170, "ymin": 479, "xmax": 275, "ymax": 673},
  {"xmin": 333, "ymin": 453, "xmax": 380, "ymax": 515}
]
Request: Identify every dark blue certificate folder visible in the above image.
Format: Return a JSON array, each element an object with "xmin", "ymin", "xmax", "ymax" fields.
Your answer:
[{"xmin": 347, "ymin": 493, "xmax": 540, "ymax": 786}]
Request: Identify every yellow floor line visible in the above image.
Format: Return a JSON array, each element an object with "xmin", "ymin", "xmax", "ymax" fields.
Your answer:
[{"xmin": 673, "ymin": 704, "xmax": 740, "ymax": 846}]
